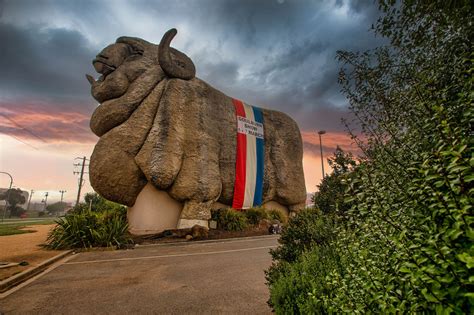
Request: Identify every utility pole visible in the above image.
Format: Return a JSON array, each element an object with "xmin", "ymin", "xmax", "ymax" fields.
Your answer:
[
  {"xmin": 74, "ymin": 157, "xmax": 89, "ymax": 206},
  {"xmin": 318, "ymin": 130, "xmax": 326, "ymax": 180},
  {"xmin": 43, "ymin": 192, "xmax": 49, "ymax": 211},
  {"xmin": 59, "ymin": 190, "xmax": 66, "ymax": 203},
  {"xmin": 27, "ymin": 189, "xmax": 34, "ymax": 211},
  {"xmin": 59, "ymin": 190, "xmax": 66, "ymax": 216}
]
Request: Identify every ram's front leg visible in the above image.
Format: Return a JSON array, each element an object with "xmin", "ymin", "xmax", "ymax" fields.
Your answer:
[
  {"xmin": 170, "ymin": 139, "xmax": 222, "ymax": 229},
  {"xmin": 177, "ymin": 200, "xmax": 215, "ymax": 229},
  {"xmin": 135, "ymin": 81, "xmax": 185, "ymax": 189}
]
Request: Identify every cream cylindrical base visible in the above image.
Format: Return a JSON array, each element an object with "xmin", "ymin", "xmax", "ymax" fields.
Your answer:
[
  {"xmin": 262, "ymin": 201, "xmax": 289, "ymax": 216},
  {"xmin": 128, "ymin": 183, "xmax": 291, "ymax": 235},
  {"xmin": 127, "ymin": 183, "xmax": 183, "ymax": 235}
]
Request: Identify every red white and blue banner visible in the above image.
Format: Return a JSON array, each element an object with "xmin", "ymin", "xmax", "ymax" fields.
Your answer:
[{"xmin": 232, "ymin": 99, "xmax": 264, "ymax": 209}]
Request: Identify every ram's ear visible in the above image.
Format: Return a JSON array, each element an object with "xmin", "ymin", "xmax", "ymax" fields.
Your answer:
[{"xmin": 116, "ymin": 36, "xmax": 146, "ymax": 55}]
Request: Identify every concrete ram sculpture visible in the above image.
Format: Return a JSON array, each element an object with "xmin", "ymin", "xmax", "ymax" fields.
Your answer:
[{"xmin": 87, "ymin": 29, "xmax": 306, "ymax": 234}]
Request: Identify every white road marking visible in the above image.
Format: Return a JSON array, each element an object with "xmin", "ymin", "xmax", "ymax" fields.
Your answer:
[
  {"xmin": 0, "ymin": 254, "xmax": 76, "ymax": 299},
  {"xmin": 64, "ymin": 245, "xmax": 278, "ymax": 265},
  {"xmin": 137, "ymin": 234, "xmax": 279, "ymax": 248}
]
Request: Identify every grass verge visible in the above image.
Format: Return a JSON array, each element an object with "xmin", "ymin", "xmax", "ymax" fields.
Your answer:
[{"xmin": 0, "ymin": 220, "xmax": 56, "ymax": 236}]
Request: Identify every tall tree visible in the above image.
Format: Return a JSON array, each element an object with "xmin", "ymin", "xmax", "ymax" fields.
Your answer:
[
  {"xmin": 312, "ymin": 146, "xmax": 356, "ymax": 215},
  {"xmin": 267, "ymin": 1, "xmax": 473, "ymax": 313},
  {"xmin": 0, "ymin": 188, "xmax": 26, "ymax": 217},
  {"xmin": 332, "ymin": 0, "xmax": 473, "ymax": 311}
]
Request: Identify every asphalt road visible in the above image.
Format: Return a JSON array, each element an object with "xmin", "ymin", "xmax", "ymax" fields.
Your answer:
[{"xmin": 0, "ymin": 235, "xmax": 279, "ymax": 314}]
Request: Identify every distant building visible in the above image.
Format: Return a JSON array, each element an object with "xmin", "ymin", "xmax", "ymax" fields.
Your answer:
[{"xmin": 30, "ymin": 202, "xmax": 46, "ymax": 212}]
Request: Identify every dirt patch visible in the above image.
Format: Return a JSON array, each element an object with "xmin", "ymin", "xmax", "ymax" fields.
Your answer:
[{"xmin": 0, "ymin": 224, "xmax": 65, "ymax": 281}]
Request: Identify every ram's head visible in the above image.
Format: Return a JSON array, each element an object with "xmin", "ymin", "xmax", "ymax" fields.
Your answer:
[{"xmin": 87, "ymin": 29, "xmax": 196, "ymax": 136}]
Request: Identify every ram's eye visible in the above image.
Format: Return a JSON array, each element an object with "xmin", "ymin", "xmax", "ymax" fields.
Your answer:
[{"xmin": 129, "ymin": 47, "xmax": 144, "ymax": 56}]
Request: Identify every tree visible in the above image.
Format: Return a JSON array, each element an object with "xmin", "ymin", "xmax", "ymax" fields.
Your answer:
[
  {"xmin": 312, "ymin": 146, "xmax": 356, "ymax": 215},
  {"xmin": 0, "ymin": 188, "xmax": 26, "ymax": 217},
  {"xmin": 75, "ymin": 192, "xmax": 126, "ymax": 213},
  {"xmin": 46, "ymin": 202, "xmax": 68, "ymax": 216},
  {"xmin": 330, "ymin": 0, "xmax": 473, "ymax": 311},
  {"xmin": 268, "ymin": 1, "xmax": 473, "ymax": 312}
]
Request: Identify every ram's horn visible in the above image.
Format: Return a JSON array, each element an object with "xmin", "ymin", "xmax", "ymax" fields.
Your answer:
[{"xmin": 159, "ymin": 28, "xmax": 196, "ymax": 80}]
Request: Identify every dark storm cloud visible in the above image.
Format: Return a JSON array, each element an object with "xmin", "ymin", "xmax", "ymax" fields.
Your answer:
[
  {"xmin": 0, "ymin": 22, "xmax": 96, "ymax": 109},
  {"xmin": 0, "ymin": 0, "xmax": 385, "ymax": 144},
  {"xmin": 178, "ymin": 0, "xmax": 385, "ymax": 134}
]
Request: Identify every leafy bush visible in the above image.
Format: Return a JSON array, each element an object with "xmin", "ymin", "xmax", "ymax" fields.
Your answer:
[
  {"xmin": 213, "ymin": 208, "xmax": 248, "ymax": 231},
  {"xmin": 244, "ymin": 207, "xmax": 269, "ymax": 225},
  {"xmin": 269, "ymin": 208, "xmax": 336, "ymax": 264},
  {"xmin": 267, "ymin": 1, "xmax": 473, "ymax": 313},
  {"xmin": 268, "ymin": 245, "xmax": 344, "ymax": 314},
  {"xmin": 73, "ymin": 193, "xmax": 126, "ymax": 214},
  {"xmin": 267, "ymin": 209, "xmax": 286, "ymax": 224},
  {"xmin": 46, "ymin": 208, "xmax": 130, "ymax": 249},
  {"xmin": 312, "ymin": 147, "xmax": 356, "ymax": 215}
]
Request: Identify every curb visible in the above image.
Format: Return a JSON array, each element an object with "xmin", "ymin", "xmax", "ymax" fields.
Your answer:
[
  {"xmin": 136, "ymin": 234, "xmax": 280, "ymax": 248},
  {"xmin": 0, "ymin": 250, "xmax": 72, "ymax": 293}
]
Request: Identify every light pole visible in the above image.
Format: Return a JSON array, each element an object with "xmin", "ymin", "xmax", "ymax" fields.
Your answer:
[
  {"xmin": 0, "ymin": 171, "xmax": 13, "ymax": 222},
  {"xmin": 318, "ymin": 130, "xmax": 326, "ymax": 180}
]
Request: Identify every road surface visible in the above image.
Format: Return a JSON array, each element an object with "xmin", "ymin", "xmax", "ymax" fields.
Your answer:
[{"xmin": 0, "ymin": 235, "xmax": 279, "ymax": 314}]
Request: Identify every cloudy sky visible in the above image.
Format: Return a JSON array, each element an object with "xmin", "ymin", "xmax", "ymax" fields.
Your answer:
[{"xmin": 0, "ymin": 0, "xmax": 383, "ymax": 204}]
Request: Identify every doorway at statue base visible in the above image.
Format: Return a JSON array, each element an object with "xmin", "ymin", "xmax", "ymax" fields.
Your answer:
[{"xmin": 127, "ymin": 183, "xmax": 289, "ymax": 235}]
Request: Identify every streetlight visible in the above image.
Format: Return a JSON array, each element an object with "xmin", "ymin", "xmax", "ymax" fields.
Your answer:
[
  {"xmin": 317, "ymin": 130, "xmax": 326, "ymax": 180},
  {"xmin": 0, "ymin": 171, "xmax": 13, "ymax": 222}
]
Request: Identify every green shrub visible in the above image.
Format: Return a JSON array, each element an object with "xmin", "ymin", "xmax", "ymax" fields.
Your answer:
[
  {"xmin": 213, "ymin": 208, "xmax": 248, "ymax": 231},
  {"xmin": 244, "ymin": 207, "xmax": 269, "ymax": 225},
  {"xmin": 265, "ymin": 208, "xmax": 339, "ymax": 312},
  {"xmin": 267, "ymin": 1, "xmax": 474, "ymax": 312},
  {"xmin": 267, "ymin": 209, "xmax": 286, "ymax": 223},
  {"xmin": 269, "ymin": 208, "xmax": 337, "ymax": 264},
  {"xmin": 269, "ymin": 245, "xmax": 344, "ymax": 314},
  {"xmin": 46, "ymin": 208, "xmax": 130, "ymax": 249}
]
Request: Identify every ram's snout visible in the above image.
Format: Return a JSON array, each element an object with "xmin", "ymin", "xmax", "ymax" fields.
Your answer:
[{"xmin": 86, "ymin": 43, "xmax": 130, "ymax": 85}]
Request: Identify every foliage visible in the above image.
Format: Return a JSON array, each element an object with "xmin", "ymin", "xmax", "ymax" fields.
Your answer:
[
  {"xmin": 267, "ymin": 1, "xmax": 473, "ymax": 313},
  {"xmin": 10, "ymin": 206, "xmax": 26, "ymax": 217},
  {"xmin": 312, "ymin": 147, "xmax": 356, "ymax": 215},
  {"xmin": 268, "ymin": 245, "xmax": 344, "ymax": 314},
  {"xmin": 267, "ymin": 209, "xmax": 287, "ymax": 224},
  {"xmin": 0, "ymin": 188, "xmax": 26, "ymax": 217},
  {"xmin": 46, "ymin": 207, "xmax": 130, "ymax": 249},
  {"xmin": 212, "ymin": 208, "xmax": 248, "ymax": 231},
  {"xmin": 266, "ymin": 208, "xmax": 337, "ymax": 295},
  {"xmin": 244, "ymin": 207, "xmax": 269, "ymax": 225},
  {"xmin": 74, "ymin": 192, "xmax": 126, "ymax": 214},
  {"xmin": 46, "ymin": 202, "xmax": 68, "ymax": 215},
  {"xmin": 269, "ymin": 208, "xmax": 337, "ymax": 264}
]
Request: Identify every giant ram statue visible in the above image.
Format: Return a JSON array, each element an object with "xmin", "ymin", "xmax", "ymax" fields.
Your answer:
[{"xmin": 87, "ymin": 29, "xmax": 306, "ymax": 234}]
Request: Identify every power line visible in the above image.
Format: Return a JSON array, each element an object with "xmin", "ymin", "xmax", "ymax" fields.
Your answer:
[
  {"xmin": 3, "ymin": 133, "xmax": 39, "ymax": 150},
  {"xmin": 0, "ymin": 113, "xmax": 48, "ymax": 143}
]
